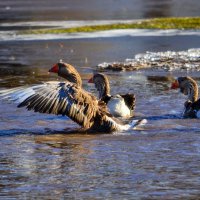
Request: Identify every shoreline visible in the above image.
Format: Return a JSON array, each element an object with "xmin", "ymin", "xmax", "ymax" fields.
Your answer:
[{"xmin": 20, "ymin": 17, "xmax": 200, "ymax": 35}]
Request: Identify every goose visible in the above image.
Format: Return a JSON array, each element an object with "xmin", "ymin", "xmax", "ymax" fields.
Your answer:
[
  {"xmin": 171, "ymin": 76, "xmax": 200, "ymax": 118},
  {"xmin": 0, "ymin": 62, "xmax": 143, "ymax": 133},
  {"xmin": 88, "ymin": 73, "xmax": 135, "ymax": 118}
]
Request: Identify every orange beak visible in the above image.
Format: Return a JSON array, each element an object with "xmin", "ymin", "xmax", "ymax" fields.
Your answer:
[
  {"xmin": 171, "ymin": 80, "xmax": 179, "ymax": 89},
  {"xmin": 88, "ymin": 77, "xmax": 93, "ymax": 83},
  {"xmin": 49, "ymin": 64, "xmax": 59, "ymax": 73}
]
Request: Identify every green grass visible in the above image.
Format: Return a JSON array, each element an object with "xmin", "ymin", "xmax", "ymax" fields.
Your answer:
[{"xmin": 22, "ymin": 17, "xmax": 200, "ymax": 34}]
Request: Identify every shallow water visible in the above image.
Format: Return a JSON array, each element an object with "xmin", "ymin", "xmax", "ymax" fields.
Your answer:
[
  {"xmin": 1, "ymin": 41, "xmax": 200, "ymax": 199},
  {"xmin": 1, "ymin": 0, "xmax": 200, "ymax": 199},
  {"xmin": 1, "ymin": 132, "xmax": 200, "ymax": 199}
]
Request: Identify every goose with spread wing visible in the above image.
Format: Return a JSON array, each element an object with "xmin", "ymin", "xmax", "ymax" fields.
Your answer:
[
  {"xmin": 171, "ymin": 76, "xmax": 200, "ymax": 118},
  {"xmin": 0, "ymin": 62, "xmax": 141, "ymax": 133},
  {"xmin": 88, "ymin": 73, "xmax": 136, "ymax": 118}
]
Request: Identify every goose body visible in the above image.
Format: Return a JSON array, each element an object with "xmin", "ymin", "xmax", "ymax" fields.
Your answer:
[
  {"xmin": 88, "ymin": 73, "xmax": 135, "ymax": 118},
  {"xmin": 171, "ymin": 76, "xmax": 200, "ymax": 118},
  {"xmin": 106, "ymin": 95, "xmax": 131, "ymax": 117},
  {"xmin": 0, "ymin": 62, "xmax": 141, "ymax": 133}
]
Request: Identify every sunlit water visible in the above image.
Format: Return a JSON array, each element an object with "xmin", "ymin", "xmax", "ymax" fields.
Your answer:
[
  {"xmin": 1, "ymin": 55, "xmax": 200, "ymax": 199},
  {"xmin": 1, "ymin": 0, "xmax": 200, "ymax": 199}
]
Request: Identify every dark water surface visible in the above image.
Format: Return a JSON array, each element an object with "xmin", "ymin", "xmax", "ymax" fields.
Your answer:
[
  {"xmin": 1, "ymin": 0, "xmax": 200, "ymax": 199},
  {"xmin": 1, "ymin": 0, "xmax": 200, "ymax": 22}
]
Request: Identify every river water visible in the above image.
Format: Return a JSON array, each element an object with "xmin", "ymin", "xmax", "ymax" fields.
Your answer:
[{"xmin": 0, "ymin": 1, "xmax": 200, "ymax": 199}]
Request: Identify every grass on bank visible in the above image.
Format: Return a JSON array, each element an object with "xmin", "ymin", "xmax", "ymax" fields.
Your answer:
[{"xmin": 23, "ymin": 17, "xmax": 200, "ymax": 34}]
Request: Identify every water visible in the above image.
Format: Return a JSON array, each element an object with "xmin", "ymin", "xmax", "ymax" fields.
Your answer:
[
  {"xmin": 1, "ymin": 133, "xmax": 200, "ymax": 199},
  {"xmin": 2, "ymin": 40, "xmax": 200, "ymax": 199},
  {"xmin": 1, "ymin": 0, "xmax": 200, "ymax": 22},
  {"xmin": 1, "ymin": 0, "xmax": 200, "ymax": 199}
]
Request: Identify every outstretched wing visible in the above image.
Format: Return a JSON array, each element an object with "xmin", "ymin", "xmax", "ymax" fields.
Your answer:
[
  {"xmin": 0, "ymin": 81, "xmax": 100, "ymax": 129},
  {"xmin": 0, "ymin": 82, "xmax": 140, "ymax": 132}
]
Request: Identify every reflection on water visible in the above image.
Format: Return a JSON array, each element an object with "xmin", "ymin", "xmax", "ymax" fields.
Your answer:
[
  {"xmin": 1, "ymin": 0, "xmax": 200, "ymax": 198},
  {"xmin": 1, "ymin": 39, "xmax": 200, "ymax": 198},
  {"xmin": 1, "ymin": 67, "xmax": 200, "ymax": 199},
  {"xmin": 1, "ymin": 132, "xmax": 200, "ymax": 199},
  {"xmin": 142, "ymin": 0, "xmax": 173, "ymax": 18}
]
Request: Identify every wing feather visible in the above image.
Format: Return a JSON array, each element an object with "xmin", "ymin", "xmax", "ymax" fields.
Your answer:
[
  {"xmin": 0, "ymin": 81, "xmax": 136, "ymax": 132},
  {"xmin": 0, "ymin": 81, "xmax": 100, "ymax": 129}
]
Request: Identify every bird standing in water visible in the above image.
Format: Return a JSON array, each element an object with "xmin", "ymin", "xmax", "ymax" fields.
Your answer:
[{"xmin": 0, "ymin": 62, "xmax": 142, "ymax": 133}]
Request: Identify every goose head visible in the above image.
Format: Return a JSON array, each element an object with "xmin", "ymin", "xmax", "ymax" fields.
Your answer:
[
  {"xmin": 171, "ymin": 76, "xmax": 199, "ymax": 118},
  {"xmin": 171, "ymin": 76, "xmax": 198, "ymax": 102},
  {"xmin": 88, "ymin": 73, "xmax": 110, "ymax": 99},
  {"xmin": 49, "ymin": 62, "xmax": 82, "ymax": 87}
]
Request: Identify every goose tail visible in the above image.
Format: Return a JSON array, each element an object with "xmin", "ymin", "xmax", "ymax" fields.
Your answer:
[
  {"xmin": 129, "ymin": 119, "xmax": 147, "ymax": 130},
  {"xmin": 114, "ymin": 118, "xmax": 147, "ymax": 132}
]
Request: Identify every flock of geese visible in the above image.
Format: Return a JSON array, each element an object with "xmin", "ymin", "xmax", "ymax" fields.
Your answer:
[{"xmin": 0, "ymin": 62, "xmax": 200, "ymax": 133}]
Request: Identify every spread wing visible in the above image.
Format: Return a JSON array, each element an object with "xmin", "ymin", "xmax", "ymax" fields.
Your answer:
[
  {"xmin": 0, "ymin": 81, "xmax": 139, "ymax": 132},
  {"xmin": 0, "ymin": 81, "xmax": 102, "ymax": 129}
]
